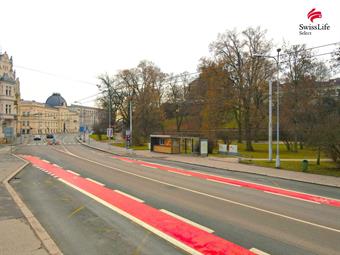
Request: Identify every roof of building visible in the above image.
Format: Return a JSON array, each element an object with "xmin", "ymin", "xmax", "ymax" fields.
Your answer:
[{"xmin": 45, "ymin": 93, "xmax": 67, "ymax": 107}]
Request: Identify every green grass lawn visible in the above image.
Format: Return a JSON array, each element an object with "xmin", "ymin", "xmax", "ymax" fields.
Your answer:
[
  {"xmin": 213, "ymin": 142, "xmax": 326, "ymax": 160},
  {"xmin": 240, "ymin": 159, "xmax": 340, "ymax": 177},
  {"xmin": 238, "ymin": 143, "xmax": 327, "ymax": 159},
  {"xmin": 89, "ymin": 134, "xmax": 110, "ymax": 141},
  {"xmin": 112, "ymin": 143, "xmax": 149, "ymax": 150}
]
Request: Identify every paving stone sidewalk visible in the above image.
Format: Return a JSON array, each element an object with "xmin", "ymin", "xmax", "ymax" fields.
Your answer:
[
  {"xmin": 82, "ymin": 139, "xmax": 340, "ymax": 187},
  {"xmin": 0, "ymin": 146, "xmax": 48, "ymax": 255}
]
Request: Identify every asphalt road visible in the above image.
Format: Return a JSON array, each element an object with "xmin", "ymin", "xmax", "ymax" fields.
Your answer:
[{"xmin": 12, "ymin": 134, "xmax": 340, "ymax": 255}]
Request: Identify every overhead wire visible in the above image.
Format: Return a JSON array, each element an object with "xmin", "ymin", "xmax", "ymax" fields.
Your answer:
[{"xmin": 13, "ymin": 41, "xmax": 339, "ymax": 104}]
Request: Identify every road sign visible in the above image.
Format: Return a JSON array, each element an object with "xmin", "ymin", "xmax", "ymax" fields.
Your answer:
[
  {"xmin": 107, "ymin": 128, "xmax": 113, "ymax": 138},
  {"xmin": 79, "ymin": 126, "xmax": 85, "ymax": 132}
]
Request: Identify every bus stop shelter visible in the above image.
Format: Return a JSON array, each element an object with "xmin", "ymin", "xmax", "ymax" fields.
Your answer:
[{"xmin": 150, "ymin": 134, "xmax": 200, "ymax": 154}]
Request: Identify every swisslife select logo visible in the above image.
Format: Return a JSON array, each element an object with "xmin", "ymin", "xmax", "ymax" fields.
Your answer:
[{"xmin": 299, "ymin": 8, "xmax": 330, "ymax": 35}]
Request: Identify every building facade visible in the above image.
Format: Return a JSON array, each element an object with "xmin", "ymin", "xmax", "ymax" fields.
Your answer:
[
  {"xmin": 18, "ymin": 93, "xmax": 79, "ymax": 135},
  {"xmin": 68, "ymin": 104, "xmax": 106, "ymax": 131},
  {"xmin": 0, "ymin": 51, "xmax": 20, "ymax": 142}
]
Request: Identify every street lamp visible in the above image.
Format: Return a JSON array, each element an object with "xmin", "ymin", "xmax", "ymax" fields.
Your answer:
[
  {"xmin": 74, "ymin": 101, "xmax": 85, "ymax": 142},
  {"xmin": 254, "ymin": 48, "xmax": 281, "ymax": 168}
]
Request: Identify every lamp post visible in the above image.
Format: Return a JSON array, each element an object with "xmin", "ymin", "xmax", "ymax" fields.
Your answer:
[
  {"xmin": 254, "ymin": 48, "xmax": 281, "ymax": 168},
  {"xmin": 74, "ymin": 101, "xmax": 85, "ymax": 142},
  {"xmin": 268, "ymin": 80, "xmax": 273, "ymax": 162},
  {"xmin": 129, "ymin": 99, "xmax": 132, "ymax": 148}
]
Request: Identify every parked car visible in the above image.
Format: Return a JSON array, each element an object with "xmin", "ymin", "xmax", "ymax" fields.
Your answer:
[
  {"xmin": 46, "ymin": 134, "xmax": 54, "ymax": 139},
  {"xmin": 46, "ymin": 134, "xmax": 59, "ymax": 145},
  {"xmin": 33, "ymin": 135, "xmax": 41, "ymax": 141}
]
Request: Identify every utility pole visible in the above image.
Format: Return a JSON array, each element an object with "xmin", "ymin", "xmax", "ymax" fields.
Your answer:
[
  {"xmin": 253, "ymin": 48, "xmax": 281, "ymax": 168},
  {"xmin": 268, "ymin": 80, "xmax": 272, "ymax": 162},
  {"xmin": 108, "ymin": 88, "xmax": 112, "ymax": 148},
  {"xmin": 129, "ymin": 99, "xmax": 132, "ymax": 147},
  {"xmin": 275, "ymin": 48, "xmax": 281, "ymax": 168}
]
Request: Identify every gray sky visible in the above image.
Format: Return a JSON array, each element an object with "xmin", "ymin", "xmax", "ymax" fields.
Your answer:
[{"xmin": 1, "ymin": 0, "xmax": 339, "ymax": 106}]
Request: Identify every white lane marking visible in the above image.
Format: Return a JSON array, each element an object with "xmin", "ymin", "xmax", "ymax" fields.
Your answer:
[
  {"xmin": 42, "ymin": 160, "xmax": 50, "ymax": 163},
  {"xmin": 54, "ymin": 147, "xmax": 340, "ymax": 233},
  {"xmin": 167, "ymin": 170, "xmax": 191, "ymax": 176},
  {"xmin": 85, "ymin": 178, "xmax": 105, "ymax": 186},
  {"xmin": 264, "ymin": 191, "xmax": 321, "ymax": 204},
  {"xmin": 141, "ymin": 162, "xmax": 187, "ymax": 171},
  {"xmin": 52, "ymin": 164, "xmax": 61, "ymax": 167},
  {"xmin": 66, "ymin": 170, "xmax": 80, "ymax": 176},
  {"xmin": 189, "ymin": 170, "xmax": 205, "ymax": 174},
  {"xmin": 207, "ymin": 178, "xmax": 241, "ymax": 187},
  {"xmin": 120, "ymin": 159, "xmax": 133, "ymax": 163},
  {"xmin": 160, "ymin": 209, "xmax": 214, "ymax": 233},
  {"xmin": 58, "ymin": 178, "xmax": 203, "ymax": 255},
  {"xmin": 250, "ymin": 247, "xmax": 271, "ymax": 255},
  {"xmin": 114, "ymin": 190, "xmax": 145, "ymax": 203},
  {"xmin": 134, "ymin": 160, "xmax": 340, "ymax": 202},
  {"xmin": 140, "ymin": 164, "xmax": 158, "ymax": 169}
]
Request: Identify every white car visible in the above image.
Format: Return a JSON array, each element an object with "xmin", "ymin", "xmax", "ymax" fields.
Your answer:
[{"xmin": 33, "ymin": 135, "xmax": 42, "ymax": 141}]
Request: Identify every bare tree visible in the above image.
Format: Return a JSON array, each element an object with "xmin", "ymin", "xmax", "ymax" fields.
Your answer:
[
  {"xmin": 281, "ymin": 44, "xmax": 317, "ymax": 151},
  {"xmin": 209, "ymin": 27, "xmax": 273, "ymax": 151},
  {"xmin": 166, "ymin": 72, "xmax": 191, "ymax": 132},
  {"xmin": 114, "ymin": 60, "xmax": 167, "ymax": 144}
]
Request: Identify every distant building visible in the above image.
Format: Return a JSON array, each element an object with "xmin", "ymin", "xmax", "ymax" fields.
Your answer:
[
  {"xmin": 68, "ymin": 104, "xmax": 106, "ymax": 131},
  {"xmin": 18, "ymin": 93, "xmax": 79, "ymax": 135},
  {"xmin": 0, "ymin": 51, "xmax": 21, "ymax": 142}
]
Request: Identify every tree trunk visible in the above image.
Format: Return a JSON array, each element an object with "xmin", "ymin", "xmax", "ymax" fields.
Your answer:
[
  {"xmin": 317, "ymin": 146, "xmax": 321, "ymax": 165},
  {"xmin": 299, "ymin": 141, "xmax": 304, "ymax": 150},
  {"xmin": 293, "ymin": 123, "xmax": 298, "ymax": 152},
  {"xmin": 234, "ymin": 110, "xmax": 242, "ymax": 143},
  {"xmin": 244, "ymin": 108, "xmax": 254, "ymax": 151}
]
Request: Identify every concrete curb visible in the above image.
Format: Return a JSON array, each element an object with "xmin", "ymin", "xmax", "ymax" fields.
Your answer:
[
  {"xmin": 3, "ymin": 154, "xmax": 63, "ymax": 255},
  {"xmin": 77, "ymin": 139, "xmax": 340, "ymax": 188},
  {"xmin": 76, "ymin": 139, "xmax": 126, "ymax": 157}
]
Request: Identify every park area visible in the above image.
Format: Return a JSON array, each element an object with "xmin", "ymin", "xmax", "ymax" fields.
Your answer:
[{"xmin": 89, "ymin": 134, "xmax": 340, "ymax": 177}]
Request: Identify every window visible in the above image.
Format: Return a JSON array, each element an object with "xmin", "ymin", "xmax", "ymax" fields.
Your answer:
[
  {"xmin": 5, "ymin": 86, "xmax": 12, "ymax": 96},
  {"xmin": 5, "ymin": 104, "xmax": 12, "ymax": 114}
]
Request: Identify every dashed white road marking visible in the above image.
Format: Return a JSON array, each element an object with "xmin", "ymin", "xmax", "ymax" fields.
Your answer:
[
  {"xmin": 140, "ymin": 164, "xmax": 158, "ymax": 169},
  {"xmin": 250, "ymin": 247, "xmax": 271, "ymax": 255},
  {"xmin": 52, "ymin": 163, "xmax": 61, "ymax": 167},
  {"xmin": 85, "ymin": 177, "xmax": 105, "ymax": 186},
  {"xmin": 188, "ymin": 170, "xmax": 205, "ymax": 174},
  {"xmin": 207, "ymin": 178, "xmax": 241, "ymax": 187},
  {"xmin": 58, "ymin": 178, "xmax": 202, "ymax": 255},
  {"xmin": 264, "ymin": 191, "xmax": 321, "ymax": 204},
  {"xmin": 160, "ymin": 209, "xmax": 214, "ymax": 233},
  {"xmin": 121, "ymin": 159, "xmax": 133, "ymax": 163},
  {"xmin": 167, "ymin": 170, "xmax": 191, "ymax": 176},
  {"xmin": 114, "ymin": 190, "xmax": 145, "ymax": 203},
  {"xmin": 66, "ymin": 170, "xmax": 80, "ymax": 176},
  {"xmin": 52, "ymin": 147, "xmax": 340, "ymax": 234}
]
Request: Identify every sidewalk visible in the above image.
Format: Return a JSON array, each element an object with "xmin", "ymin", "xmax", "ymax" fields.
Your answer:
[
  {"xmin": 0, "ymin": 146, "xmax": 49, "ymax": 255},
  {"xmin": 81, "ymin": 139, "xmax": 340, "ymax": 187}
]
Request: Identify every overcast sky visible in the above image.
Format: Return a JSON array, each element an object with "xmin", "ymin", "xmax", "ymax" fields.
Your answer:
[{"xmin": 1, "ymin": 0, "xmax": 339, "ymax": 107}]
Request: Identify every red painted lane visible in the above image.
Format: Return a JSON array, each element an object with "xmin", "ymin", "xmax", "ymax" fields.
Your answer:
[
  {"xmin": 112, "ymin": 156, "xmax": 340, "ymax": 207},
  {"xmin": 23, "ymin": 155, "xmax": 255, "ymax": 255}
]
